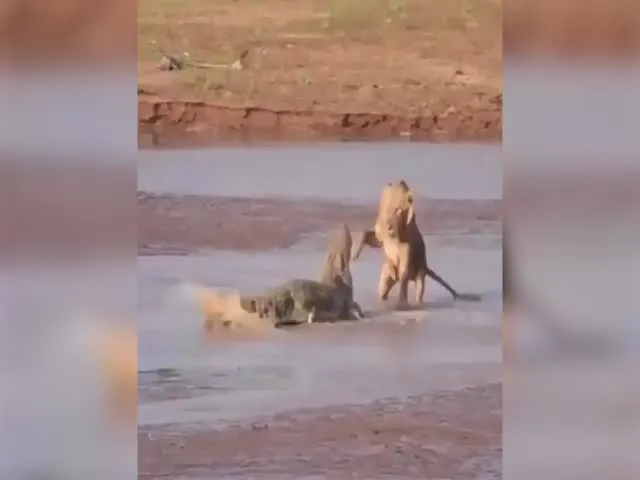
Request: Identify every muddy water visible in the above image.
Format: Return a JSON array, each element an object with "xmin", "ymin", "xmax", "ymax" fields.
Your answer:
[
  {"xmin": 137, "ymin": 144, "xmax": 502, "ymax": 430},
  {"xmin": 137, "ymin": 143, "xmax": 502, "ymax": 200}
]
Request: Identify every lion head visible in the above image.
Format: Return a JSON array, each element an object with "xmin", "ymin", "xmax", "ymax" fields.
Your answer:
[{"xmin": 377, "ymin": 180, "xmax": 415, "ymax": 240}]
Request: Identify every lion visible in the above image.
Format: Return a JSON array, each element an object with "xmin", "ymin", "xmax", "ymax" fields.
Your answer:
[
  {"xmin": 187, "ymin": 224, "xmax": 365, "ymax": 328},
  {"xmin": 352, "ymin": 180, "xmax": 459, "ymax": 306}
]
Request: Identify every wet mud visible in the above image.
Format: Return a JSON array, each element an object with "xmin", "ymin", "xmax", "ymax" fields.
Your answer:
[
  {"xmin": 138, "ymin": 192, "xmax": 502, "ymax": 254},
  {"xmin": 139, "ymin": 383, "xmax": 501, "ymax": 479}
]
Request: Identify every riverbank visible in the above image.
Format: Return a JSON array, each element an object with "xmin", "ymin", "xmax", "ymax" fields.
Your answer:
[{"xmin": 138, "ymin": 0, "xmax": 502, "ymax": 146}]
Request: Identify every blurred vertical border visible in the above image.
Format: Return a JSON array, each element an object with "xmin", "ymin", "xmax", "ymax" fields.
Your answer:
[
  {"xmin": 0, "ymin": 0, "xmax": 137, "ymax": 478},
  {"xmin": 504, "ymin": 0, "xmax": 640, "ymax": 479}
]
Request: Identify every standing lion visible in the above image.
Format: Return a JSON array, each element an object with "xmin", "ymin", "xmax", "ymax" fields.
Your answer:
[{"xmin": 352, "ymin": 180, "xmax": 459, "ymax": 307}]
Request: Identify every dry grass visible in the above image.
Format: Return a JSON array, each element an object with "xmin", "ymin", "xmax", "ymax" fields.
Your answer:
[{"xmin": 137, "ymin": 0, "xmax": 502, "ymax": 114}]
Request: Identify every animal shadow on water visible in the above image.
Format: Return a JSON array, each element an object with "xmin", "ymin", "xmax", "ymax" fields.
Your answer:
[{"xmin": 455, "ymin": 292, "xmax": 483, "ymax": 302}]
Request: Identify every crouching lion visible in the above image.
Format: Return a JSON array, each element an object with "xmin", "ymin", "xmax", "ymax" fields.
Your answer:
[{"xmin": 352, "ymin": 180, "xmax": 459, "ymax": 306}]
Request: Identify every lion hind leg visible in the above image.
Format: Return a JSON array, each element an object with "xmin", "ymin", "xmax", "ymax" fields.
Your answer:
[
  {"xmin": 378, "ymin": 263, "xmax": 397, "ymax": 302},
  {"xmin": 414, "ymin": 274, "xmax": 426, "ymax": 305},
  {"xmin": 397, "ymin": 277, "xmax": 410, "ymax": 308}
]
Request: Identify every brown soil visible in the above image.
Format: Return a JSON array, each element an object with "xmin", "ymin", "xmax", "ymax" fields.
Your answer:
[
  {"xmin": 137, "ymin": 193, "xmax": 502, "ymax": 255},
  {"xmin": 504, "ymin": 0, "xmax": 639, "ymax": 58},
  {"xmin": 138, "ymin": 0, "xmax": 502, "ymax": 145},
  {"xmin": 0, "ymin": 0, "xmax": 134, "ymax": 64},
  {"xmin": 139, "ymin": 383, "xmax": 501, "ymax": 479},
  {"xmin": 138, "ymin": 99, "xmax": 502, "ymax": 146}
]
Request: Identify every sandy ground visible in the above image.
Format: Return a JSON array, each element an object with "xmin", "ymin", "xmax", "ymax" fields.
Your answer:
[
  {"xmin": 139, "ymin": 384, "xmax": 501, "ymax": 479},
  {"xmin": 138, "ymin": 0, "xmax": 502, "ymax": 144}
]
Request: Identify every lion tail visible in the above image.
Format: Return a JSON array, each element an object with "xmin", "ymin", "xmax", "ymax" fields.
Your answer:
[{"xmin": 424, "ymin": 266, "xmax": 459, "ymax": 299}]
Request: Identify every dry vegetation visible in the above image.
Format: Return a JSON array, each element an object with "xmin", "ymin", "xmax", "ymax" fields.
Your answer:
[{"xmin": 138, "ymin": 0, "xmax": 502, "ymax": 116}]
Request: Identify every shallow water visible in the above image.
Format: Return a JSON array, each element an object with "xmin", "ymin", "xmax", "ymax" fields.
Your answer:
[
  {"xmin": 137, "ymin": 143, "xmax": 502, "ymax": 201},
  {"xmin": 137, "ymin": 145, "xmax": 502, "ymax": 429}
]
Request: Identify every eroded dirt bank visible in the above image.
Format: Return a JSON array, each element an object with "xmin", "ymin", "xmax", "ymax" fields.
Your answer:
[
  {"xmin": 138, "ymin": 383, "xmax": 501, "ymax": 479},
  {"xmin": 138, "ymin": 193, "xmax": 502, "ymax": 255},
  {"xmin": 138, "ymin": 97, "xmax": 502, "ymax": 146},
  {"xmin": 137, "ymin": 0, "xmax": 501, "ymax": 146}
]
